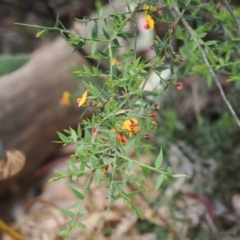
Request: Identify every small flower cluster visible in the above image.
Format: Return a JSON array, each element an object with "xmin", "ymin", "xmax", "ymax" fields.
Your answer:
[{"xmin": 117, "ymin": 118, "xmax": 141, "ymax": 144}]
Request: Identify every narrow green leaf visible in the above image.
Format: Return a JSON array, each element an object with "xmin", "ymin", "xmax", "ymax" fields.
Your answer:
[
  {"xmin": 124, "ymin": 31, "xmax": 134, "ymax": 39},
  {"xmin": 113, "ymin": 38, "xmax": 120, "ymax": 47},
  {"xmin": 153, "ymin": 42, "xmax": 160, "ymax": 55},
  {"xmin": 184, "ymin": 15, "xmax": 201, "ymax": 20},
  {"xmin": 72, "ymin": 175, "xmax": 77, "ymax": 181},
  {"xmin": 96, "ymin": 168, "xmax": 103, "ymax": 183},
  {"xmin": 69, "ymin": 202, "xmax": 79, "ymax": 209},
  {"xmin": 58, "ymin": 229, "xmax": 70, "ymax": 237},
  {"xmin": 60, "ymin": 30, "xmax": 69, "ymax": 43},
  {"xmin": 198, "ymin": 32, "xmax": 207, "ymax": 39},
  {"xmin": 71, "ymin": 163, "xmax": 78, "ymax": 172},
  {"xmin": 75, "ymin": 221, "xmax": 86, "ymax": 229},
  {"xmin": 155, "ymin": 148, "xmax": 163, "ymax": 168},
  {"xmin": 232, "ymin": 64, "xmax": 238, "ymax": 76},
  {"xmin": 49, "ymin": 177, "xmax": 60, "ymax": 182},
  {"xmin": 155, "ymin": 174, "xmax": 165, "ymax": 190},
  {"xmin": 112, "ymin": 64, "xmax": 118, "ymax": 79},
  {"xmin": 98, "ymin": 48, "xmax": 109, "ymax": 57},
  {"xmin": 128, "ymin": 189, "xmax": 141, "ymax": 197},
  {"xmin": 36, "ymin": 29, "xmax": 46, "ymax": 38},
  {"xmin": 77, "ymin": 124, "xmax": 82, "ymax": 138},
  {"xmin": 117, "ymin": 32, "xmax": 128, "ymax": 41},
  {"xmin": 73, "ymin": 40, "xmax": 85, "ymax": 52},
  {"xmin": 155, "ymin": 65, "xmax": 169, "ymax": 71},
  {"xmin": 165, "ymin": 8, "xmax": 175, "ymax": 21},
  {"xmin": 227, "ymin": 76, "xmax": 240, "ymax": 82},
  {"xmin": 167, "ymin": 166, "xmax": 172, "ymax": 175},
  {"xmin": 158, "ymin": 43, "xmax": 170, "ymax": 49},
  {"xmin": 191, "ymin": 41, "xmax": 199, "ymax": 52},
  {"xmin": 102, "ymin": 28, "xmax": 110, "ymax": 40},
  {"xmin": 141, "ymin": 166, "xmax": 150, "ymax": 178},
  {"xmin": 92, "ymin": 21, "xmax": 98, "ymax": 38},
  {"xmin": 71, "ymin": 188, "xmax": 84, "ymax": 200},
  {"xmin": 54, "ymin": 169, "xmax": 66, "ymax": 177},
  {"xmin": 79, "ymin": 209, "xmax": 88, "ymax": 214},
  {"xmin": 70, "ymin": 127, "xmax": 77, "ymax": 142},
  {"xmin": 60, "ymin": 208, "xmax": 75, "ymax": 218},
  {"xmin": 68, "ymin": 183, "xmax": 83, "ymax": 189},
  {"xmin": 172, "ymin": 174, "xmax": 190, "ymax": 178},
  {"xmin": 205, "ymin": 40, "xmax": 217, "ymax": 46},
  {"xmin": 90, "ymin": 157, "xmax": 97, "ymax": 168},
  {"xmin": 54, "ymin": 15, "xmax": 60, "ymax": 28},
  {"xmin": 91, "ymin": 41, "xmax": 97, "ymax": 55},
  {"xmin": 57, "ymin": 131, "xmax": 68, "ymax": 142},
  {"xmin": 127, "ymin": 161, "xmax": 132, "ymax": 173},
  {"xmin": 99, "ymin": 8, "xmax": 103, "ymax": 17}
]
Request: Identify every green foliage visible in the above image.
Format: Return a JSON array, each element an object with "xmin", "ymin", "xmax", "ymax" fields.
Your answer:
[{"xmin": 0, "ymin": 54, "xmax": 29, "ymax": 76}]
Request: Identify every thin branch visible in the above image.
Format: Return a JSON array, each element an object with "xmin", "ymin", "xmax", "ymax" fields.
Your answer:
[
  {"xmin": 222, "ymin": 0, "xmax": 240, "ymax": 33},
  {"xmin": 174, "ymin": 7, "xmax": 240, "ymax": 129},
  {"xmin": 0, "ymin": 218, "xmax": 25, "ymax": 240}
]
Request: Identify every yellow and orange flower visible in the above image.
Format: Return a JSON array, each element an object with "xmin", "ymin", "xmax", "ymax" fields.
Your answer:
[
  {"xmin": 76, "ymin": 90, "xmax": 88, "ymax": 107},
  {"xmin": 60, "ymin": 91, "xmax": 71, "ymax": 106},
  {"xmin": 122, "ymin": 118, "xmax": 141, "ymax": 137},
  {"xmin": 144, "ymin": 14, "xmax": 155, "ymax": 30}
]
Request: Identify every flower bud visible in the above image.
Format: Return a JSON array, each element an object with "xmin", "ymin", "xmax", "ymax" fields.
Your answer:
[
  {"xmin": 150, "ymin": 111, "xmax": 158, "ymax": 118},
  {"xmin": 153, "ymin": 104, "xmax": 160, "ymax": 110},
  {"xmin": 144, "ymin": 134, "xmax": 153, "ymax": 141},
  {"xmin": 91, "ymin": 128, "xmax": 97, "ymax": 135},
  {"xmin": 152, "ymin": 121, "xmax": 158, "ymax": 127},
  {"xmin": 101, "ymin": 100, "xmax": 108, "ymax": 106},
  {"xmin": 112, "ymin": 94, "xmax": 118, "ymax": 100},
  {"xmin": 87, "ymin": 100, "xmax": 95, "ymax": 106},
  {"xmin": 169, "ymin": 23, "xmax": 176, "ymax": 31}
]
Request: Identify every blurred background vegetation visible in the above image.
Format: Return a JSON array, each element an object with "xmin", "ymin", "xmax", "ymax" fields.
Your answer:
[{"xmin": 0, "ymin": 0, "xmax": 240, "ymax": 239}]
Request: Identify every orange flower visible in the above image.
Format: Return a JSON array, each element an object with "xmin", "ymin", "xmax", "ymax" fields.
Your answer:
[
  {"xmin": 60, "ymin": 91, "xmax": 71, "ymax": 106},
  {"xmin": 175, "ymin": 82, "xmax": 183, "ymax": 90},
  {"xmin": 144, "ymin": 14, "xmax": 154, "ymax": 30},
  {"xmin": 117, "ymin": 133, "xmax": 128, "ymax": 144},
  {"xmin": 76, "ymin": 90, "xmax": 88, "ymax": 107}
]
